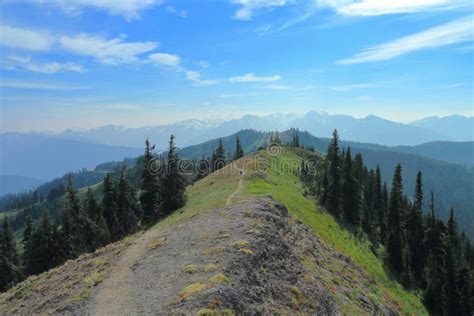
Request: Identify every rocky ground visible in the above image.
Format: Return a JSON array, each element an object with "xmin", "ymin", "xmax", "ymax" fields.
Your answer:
[{"xmin": 1, "ymin": 197, "xmax": 400, "ymax": 315}]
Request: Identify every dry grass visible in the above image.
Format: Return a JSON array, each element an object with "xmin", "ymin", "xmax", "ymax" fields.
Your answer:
[
  {"xmin": 182, "ymin": 264, "xmax": 201, "ymax": 274},
  {"xmin": 239, "ymin": 248, "xmax": 255, "ymax": 255},
  {"xmin": 209, "ymin": 273, "xmax": 230, "ymax": 284},
  {"xmin": 180, "ymin": 283, "xmax": 207, "ymax": 300},
  {"xmin": 147, "ymin": 236, "xmax": 166, "ymax": 249},
  {"xmin": 203, "ymin": 246, "xmax": 226, "ymax": 256}
]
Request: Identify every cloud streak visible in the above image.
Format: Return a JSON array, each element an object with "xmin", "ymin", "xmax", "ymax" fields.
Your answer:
[
  {"xmin": 38, "ymin": 0, "xmax": 163, "ymax": 21},
  {"xmin": 229, "ymin": 73, "xmax": 281, "ymax": 83},
  {"xmin": 337, "ymin": 15, "xmax": 474, "ymax": 64},
  {"xmin": 0, "ymin": 24, "xmax": 53, "ymax": 51},
  {"xmin": 0, "ymin": 80, "xmax": 87, "ymax": 90},
  {"xmin": 3, "ymin": 55, "xmax": 86, "ymax": 73},
  {"xmin": 232, "ymin": 0, "xmax": 290, "ymax": 20},
  {"xmin": 59, "ymin": 34, "xmax": 158, "ymax": 65},
  {"xmin": 318, "ymin": 0, "xmax": 471, "ymax": 16}
]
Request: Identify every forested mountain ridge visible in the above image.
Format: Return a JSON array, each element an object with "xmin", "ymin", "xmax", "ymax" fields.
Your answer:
[{"xmin": 0, "ymin": 147, "xmax": 430, "ymax": 314}]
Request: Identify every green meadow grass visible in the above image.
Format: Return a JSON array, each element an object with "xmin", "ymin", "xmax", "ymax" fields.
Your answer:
[{"xmin": 239, "ymin": 148, "xmax": 427, "ymax": 315}]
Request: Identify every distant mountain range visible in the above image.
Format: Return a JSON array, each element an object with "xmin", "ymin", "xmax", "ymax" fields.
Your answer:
[
  {"xmin": 0, "ymin": 175, "xmax": 45, "ymax": 196},
  {"xmin": 37, "ymin": 112, "xmax": 473, "ymax": 149}
]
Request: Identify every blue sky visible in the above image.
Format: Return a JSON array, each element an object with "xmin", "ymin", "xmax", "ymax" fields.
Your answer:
[{"xmin": 0, "ymin": 0, "xmax": 473, "ymax": 132}]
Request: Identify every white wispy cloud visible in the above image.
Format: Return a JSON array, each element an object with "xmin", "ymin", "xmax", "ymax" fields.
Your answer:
[
  {"xmin": 39, "ymin": 0, "xmax": 163, "ymax": 21},
  {"xmin": 229, "ymin": 73, "xmax": 281, "ymax": 83},
  {"xmin": 148, "ymin": 53, "xmax": 181, "ymax": 67},
  {"xmin": 0, "ymin": 24, "xmax": 54, "ymax": 51},
  {"xmin": 59, "ymin": 34, "xmax": 158, "ymax": 65},
  {"xmin": 3, "ymin": 55, "xmax": 86, "ymax": 73},
  {"xmin": 0, "ymin": 80, "xmax": 87, "ymax": 90},
  {"xmin": 318, "ymin": 0, "xmax": 471, "ymax": 16},
  {"xmin": 166, "ymin": 5, "xmax": 188, "ymax": 18},
  {"xmin": 338, "ymin": 15, "xmax": 474, "ymax": 64},
  {"xmin": 232, "ymin": 0, "xmax": 290, "ymax": 20},
  {"xmin": 186, "ymin": 71, "xmax": 219, "ymax": 86}
]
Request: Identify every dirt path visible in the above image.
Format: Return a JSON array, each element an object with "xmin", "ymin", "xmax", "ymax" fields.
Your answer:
[
  {"xmin": 225, "ymin": 164, "xmax": 245, "ymax": 206},
  {"xmin": 87, "ymin": 164, "xmax": 245, "ymax": 315},
  {"xmin": 87, "ymin": 229, "xmax": 158, "ymax": 315}
]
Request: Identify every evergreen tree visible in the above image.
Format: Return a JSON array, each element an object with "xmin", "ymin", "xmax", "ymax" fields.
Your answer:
[
  {"xmin": 84, "ymin": 188, "xmax": 99, "ymax": 220},
  {"xmin": 102, "ymin": 173, "xmax": 119, "ymax": 233},
  {"xmin": 161, "ymin": 135, "xmax": 186, "ymax": 215},
  {"xmin": 457, "ymin": 265, "xmax": 473, "ymax": 315},
  {"xmin": 387, "ymin": 164, "xmax": 404, "ymax": 274},
  {"xmin": 234, "ymin": 136, "xmax": 244, "ymax": 159},
  {"xmin": 341, "ymin": 147, "xmax": 360, "ymax": 225},
  {"xmin": 446, "ymin": 208, "xmax": 461, "ymax": 315},
  {"xmin": 116, "ymin": 171, "xmax": 138, "ymax": 237},
  {"xmin": 423, "ymin": 194, "xmax": 448, "ymax": 315},
  {"xmin": 212, "ymin": 139, "xmax": 226, "ymax": 171},
  {"xmin": 373, "ymin": 166, "xmax": 386, "ymax": 244},
  {"xmin": 404, "ymin": 171, "xmax": 425, "ymax": 283},
  {"xmin": 24, "ymin": 213, "xmax": 56, "ymax": 275},
  {"xmin": 62, "ymin": 176, "xmax": 101, "ymax": 258},
  {"xmin": 140, "ymin": 139, "xmax": 161, "ymax": 225},
  {"xmin": 0, "ymin": 217, "xmax": 22, "ymax": 291},
  {"xmin": 22, "ymin": 215, "xmax": 33, "ymax": 265},
  {"xmin": 326, "ymin": 129, "xmax": 341, "ymax": 216}
]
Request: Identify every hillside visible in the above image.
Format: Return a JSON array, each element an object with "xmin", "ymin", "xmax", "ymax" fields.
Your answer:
[
  {"xmin": 0, "ymin": 149, "xmax": 426, "ymax": 314},
  {"xmin": 0, "ymin": 175, "xmax": 45, "ymax": 196},
  {"xmin": 394, "ymin": 141, "xmax": 474, "ymax": 166},
  {"xmin": 178, "ymin": 129, "xmax": 474, "ymax": 238}
]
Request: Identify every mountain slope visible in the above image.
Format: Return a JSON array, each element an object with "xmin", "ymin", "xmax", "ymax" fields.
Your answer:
[
  {"xmin": 0, "ymin": 149, "xmax": 426, "ymax": 314},
  {"xmin": 178, "ymin": 129, "xmax": 474, "ymax": 239},
  {"xmin": 394, "ymin": 141, "xmax": 474, "ymax": 166},
  {"xmin": 0, "ymin": 175, "xmax": 45, "ymax": 196},
  {"xmin": 0, "ymin": 133, "xmax": 143, "ymax": 181},
  {"xmin": 410, "ymin": 115, "xmax": 474, "ymax": 141}
]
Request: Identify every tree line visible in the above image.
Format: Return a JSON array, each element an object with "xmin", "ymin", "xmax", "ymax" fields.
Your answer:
[
  {"xmin": 0, "ymin": 135, "xmax": 186, "ymax": 292},
  {"xmin": 301, "ymin": 129, "xmax": 473, "ymax": 315}
]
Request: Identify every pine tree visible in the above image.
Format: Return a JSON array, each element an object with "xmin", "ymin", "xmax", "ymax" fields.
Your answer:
[
  {"xmin": 341, "ymin": 147, "xmax": 360, "ymax": 225},
  {"xmin": 457, "ymin": 265, "xmax": 473, "ymax": 315},
  {"xmin": 404, "ymin": 171, "xmax": 425, "ymax": 283},
  {"xmin": 387, "ymin": 164, "xmax": 404, "ymax": 274},
  {"xmin": 140, "ymin": 139, "xmax": 161, "ymax": 225},
  {"xmin": 373, "ymin": 166, "xmax": 385, "ymax": 244},
  {"xmin": 22, "ymin": 216, "xmax": 33, "ymax": 265},
  {"xmin": 326, "ymin": 129, "xmax": 341, "ymax": 216},
  {"xmin": 24, "ymin": 213, "xmax": 55, "ymax": 275},
  {"xmin": 161, "ymin": 135, "xmax": 186, "ymax": 215},
  {"xmin": 0, "ymin": 217, "xmax": 22, "ymax": 291},
  {"xmin": 423, "ymin": 194, "xmax": 448, "ymax": 314},
  {"xmin": 234, "ymin": 136, "xmax": 244, "ymax": 159},
  {"xmin": 212, "ymin": 139, "xmax": 226, "ymax": 171},
  {"xmin": 84, "ymin": 188, "xmax": 99, "ymax": 220},
  {"xmin": 102, "ymin": 173, "xmax": 119, "ymax": 234},
  {"xmin": 116, "ymin": 171, "xmax": 138, "ymax": 237},
  {"xmin": 62, "ymin": 176, "xmax": 101, "ymax": 258},
  {"xmin": 446, "ymin": 208, "xmax": 461, "ymax": 315}
]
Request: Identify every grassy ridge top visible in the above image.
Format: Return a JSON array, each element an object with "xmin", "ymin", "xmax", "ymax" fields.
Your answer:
[
  {"xmin": 153, "ymin": 146, "xmax": 426, "ymax": 314},
  {"xmin": 232, "ymin": 148, "xmax": 426, "ymax": 315}
]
